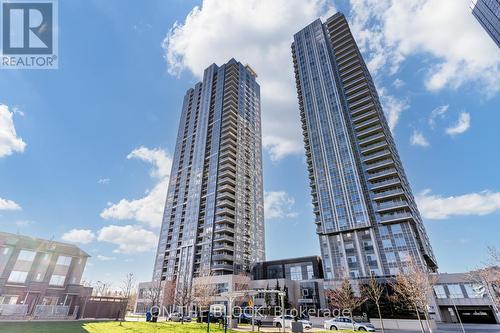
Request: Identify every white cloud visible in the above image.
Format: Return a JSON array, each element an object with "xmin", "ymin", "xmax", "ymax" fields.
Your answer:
[
  {"xmin": 100, "ymin": 147, "xmax": 172, "ymax": 228},
  {"xmin": 417, "ymin": 189, "xmax": 500, "ymax": 220},
  {"xmin": 349, "ymin": 0, "xmax": 500, "ymax": 94},
  {"xmin": 264, "ymin": 191, "xmax": 298, "ymax": 219},
  {"xmin": 410, "ymin": 130, "xmax": 429, "ymax": 147},
  {"xmin": 392, "ymin": 78, "xmax": 404, "ymax": 88},
  {"xmin": 96, "ymin": 254, "xmax": 116, "ymax": 261},
  {"xmin": 0, "ymin": 197, "xmax": 21, "ymax": 211},
  {"xmin": 163, "ymin": 0, "xmax": 334, "ymax": 161},
  {"xmin": 98, "ymin": 178, "xmax": 110, "ymax": 185},
  {"xmin": 428, "ymin": 104, "xmax": 449, "ymax": 129},
  {"xmin": 0, "ymin": 104, "xmax": 26, "ymax": 158},
  {"xmin": 97, "ymin": 225, "xmax": 158, "ymax": 253},
  {"xmin": 61, "ymin": 229, "xmax": 96, "ymax": 244},
  {"xmin": 15, "ymin": 220, "xmax": 34, "ymax": 227},
  {"xmin": 445, "ymin": 112, "xmax": 470, "ymax": 136},
  {"xmin": 377, "ymin": 87, "xmax": 409, "ymax": 132}
]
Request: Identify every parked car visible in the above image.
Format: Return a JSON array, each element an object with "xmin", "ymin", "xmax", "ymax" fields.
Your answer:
[
  {"xmin": 324, "ymin": 316, "xmax": 375, "ymax": 331},
  {"xmin": 273, "ymin": 315, "xmax": 313, "ymax": 329},
  {"xmin": 167, "ymin": 312, "xmax": 192, "ymax": 322}
]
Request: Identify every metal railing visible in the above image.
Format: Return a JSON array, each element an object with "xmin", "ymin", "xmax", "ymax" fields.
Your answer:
[{"xmin": 0, "ymin": 304, "xmax": 28, "ymax": 317}]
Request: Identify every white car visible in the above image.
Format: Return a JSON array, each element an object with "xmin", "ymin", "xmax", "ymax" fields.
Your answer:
[
  {"xmin": 324, "ymin": 316, "xmax": 375, "ymax": 331},
  {"xmin": 273, "ymin": 315, "xmax": 313, "ymax": 329}
]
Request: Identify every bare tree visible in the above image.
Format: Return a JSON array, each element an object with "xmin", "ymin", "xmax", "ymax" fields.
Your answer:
[
  {"xmin": 192, "ymin": 271, "xmax": 217, "ymax": 316},
  {"xmin": 362, "ymin": 275, "xmax": 385, "ymax": 333},
  {"xmin": 120, "ymin": 273, "xmax": 136, "ymax": 312},
  {"xmin": 175, "ymin": 275, "xmax": 194, "ymax": 323},
  {"xmin": 391, "ymin": 259, "xmax": 436, "ymax": 333},
  {"xmin": 93, "ymin": 281, "xmax": 112, "ymax": 296},
  {"xmin": 143, "ymin": 279, "xmax": 163, "ymax": 308},
  {"xmin": 325, "ymin": 278, "xmax": 367, "ymax": 330},
  {"xmin": 468, "ymin": 246, "xmax": 500, "ymax": 314},
  {"xmin": 162, "ymin": 278, "xmax": 177, "ymax": 313}
]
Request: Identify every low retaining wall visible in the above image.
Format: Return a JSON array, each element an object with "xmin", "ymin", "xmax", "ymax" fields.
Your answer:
[{"xmin": 370, "ymin": 318, "xmax": 437, "ymax": 331}]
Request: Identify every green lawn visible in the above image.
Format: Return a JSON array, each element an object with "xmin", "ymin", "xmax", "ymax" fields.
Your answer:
[
  {"xmin": 0, "ymin": 321, "xmax": 238, "ymax": 333},
  {"xmin": 0, "ymin": 321, "xmax": 358, "ymax": 333}
]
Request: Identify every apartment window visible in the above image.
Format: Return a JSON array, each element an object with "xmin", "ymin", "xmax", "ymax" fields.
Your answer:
[
  {"xmin": 8, "ymin": 270, "xmax": 28, "ymax": 283},
  {"xmin": 56, "ymin": 256, "xmax": 72, "ymax": 266},
  {"xmin": 306, "ymin": 265, "xmax": 314, "ymax": 280},
  {"xmin": 349, "ymin": 270, "xmax": 359, "ymax": 278},
  {"xmin": 447, "ymin": 284, "xmax": 464, "ymax": 298},
  {"xmin": 379, "ymin": 226, "xmax": 389, "ymax": 236},
  {"xmin": 389, "ymin": 267, "xmax": 399, "ymax": 275},
  {"xmin": 17, "ymin": 250, "xmax": 36, "ymax": 262},
  {"xmin": 382, "ymin": 239, "xmax": 393, "ymax": 249},
  {"xmin": 391, "ymin": 224, "xmax": 403, "ymax": 234},
  {"xmin": 463, "ymin": 284, "xmax": 483, "ymax": 298},
  {"xmin": 394, "ymin": 236, "xmax": 407, "ymax": 247},
  {"xmin": 49, "ymin": 274, "xmax": 66, "ymax": 286},
  {"xmin": 0, "ymin": 296, "xmax": 18, "ymax": 305},
  {"xmin": 398, "ymin": 251, "xmax": 410, "ymax": 262},
  {"xmin": 434, "ymin": 285, "xmax": 447, "ymax": 299},
  {"xmin": 290, "ymin": 266, "xmax": 302, "ymax": 281},
  {"xmin": 385, "ymin": 252, "xmax": 397, "ymax": 264}
]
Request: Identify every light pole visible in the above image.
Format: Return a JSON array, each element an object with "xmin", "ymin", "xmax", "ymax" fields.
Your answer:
[{"xmin": 449, "ymin": 293, "xmax": 465, "ymax": 333}]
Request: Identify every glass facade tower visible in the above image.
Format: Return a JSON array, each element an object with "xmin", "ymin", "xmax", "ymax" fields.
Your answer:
[
  {"xmin": 470, "ymin": 0, "xmax": 500, "ymax": 48},
  {"xmin": 292, "ymin": 13, "xmax": 438, "ymax": 280},
  {"xmin": 153, "ymin": 59, "xmax": 265, "ymax": 286}
]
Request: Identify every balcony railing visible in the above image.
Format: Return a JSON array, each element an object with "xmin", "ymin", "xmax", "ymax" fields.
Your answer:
[
  {"xmin": 379, "ymin": 211, "xmax": 413, "ymax": 223},
  {"xmin": 0, "ymin": 304, "xmax": 28, "ymax": 317}
]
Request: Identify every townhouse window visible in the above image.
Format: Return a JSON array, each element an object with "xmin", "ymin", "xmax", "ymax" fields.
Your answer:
[
  {"xmin": 8, "ymin": 270, "xmax": 28, "ymax": 283},
  {"xmin": 49, "ymin": 275, "xmax": 66, "ymax": 286},
  {"xmin": 56, "ymin": 256, "xmax": 72, "ymax": 266}
]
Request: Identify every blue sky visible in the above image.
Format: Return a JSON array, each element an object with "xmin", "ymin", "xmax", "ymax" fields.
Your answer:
[{"xmin": 0, "ymin": 0, "xmax": 499, "ymax": 287}]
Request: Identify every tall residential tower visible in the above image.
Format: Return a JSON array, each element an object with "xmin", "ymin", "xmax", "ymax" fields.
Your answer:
[
  {"xmin": 292, "ymin": 13, "xmax": 437, "ymax": 280},
  {"xmin": 470, "ymin": 0, "xmax": 500, "ymax": 48},
  {"xmin": 153, "ymin": 59, "xmax": 265, "ymax": 287}
]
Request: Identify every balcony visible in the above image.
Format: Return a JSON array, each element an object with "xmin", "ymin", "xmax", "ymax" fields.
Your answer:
[
  {"xmin": 353, "ymin": 106, "xmax": 376, "ymax": 121},
  {"xmin": 212, "ymin": 263, "xmax": 234, "ymax": 271},
  {"xmin": 363, "ymin": 149, "xmax": 391, "ymax": 163},
  {"xmin": 212, "ymin": 253, "xmax": 233, "ymax": 261},
  {"xmin": 357, "ymin": 125, "xmax": 382, "ymax": 139},
  {"xmin": 215, "ymin": 215, "xmax": 235, "ymax": 225},
  {"xmin": 218, "ymin": 184, "xmax": 236, "ymax": 194},
  {"xmin": 370, "ymin": 177, "xmax": 401, "ymax": 190},
  {"xmin": 379, "ymin": 211, "xmax": 413, "ymax": 223},
  {"xmin": 359, "ymin": 133, "xmax": 385, "ymax": 146},
  {"xmin": 219, "ymin": 163, "xmax": 236, "ymax": 173},
  {"xmin": 349, "ymin": 95, "xmax": 372, "ymax": 109},
  {"xmin": 217, "ymin": 191, "xmax": 235, "ymax": 201},
  {"xmin": 212, "ymin": 243, "xmax": 234, "ymax": 251},
  {"xmin": 365, "ymin": 158, "xmax": 394, "ymax": 171},
  {"xmin": 213, "ymin": 234, "xmax": 234, "ymax": 242},
  {"xmin": 361, "ymin": 140, "xmax": 387, "ymax": 154},
  {"xmin": 376, "ymin": 200, "xmax": 409, "ymax": 212},
  {"xmin": 350, "ymin": 101, "xmax": 374, "ymax": 116},
  {"xmin": 367, "ymin": 167, "xmax": 397, "ymax": 181},
  {"xmin": 355, "ymin": 116, "xmax": 379, "ymax": 131},
  {"xmin": 214, "ymin": 224, "xmax": 234, "ymax": 233},
  {"xmin": 347, "ymin": 88, "xmax": 370, "ymax": 103},
  {"xmin": 216, "ymin": 198, "xmax": 235, "ymax": 208},
  {"xmin": 218, "ymin": 177, "xmax": 235, "ymax": 187},
  {"xmin": 216, "ymin": 207, "xmax": 235, "ymax": 217},
  {"xmin": 219, "ymin": 156, "xmax": 236, "ymax": 166},
  {"xmin": 373, "ymin": 188, "xmax": 405, "ymax": 201}
]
